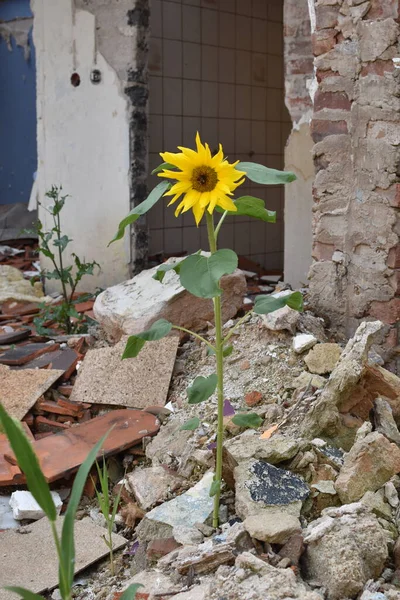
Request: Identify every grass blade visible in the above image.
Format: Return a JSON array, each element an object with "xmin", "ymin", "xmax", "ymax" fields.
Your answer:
[
  {"xmin": 5, "ymin": 587, "xmax": 45, "ymax": 599},
  {"xmin": 119, "ymin": 584, "xmax": 144, "ymax": 600}
]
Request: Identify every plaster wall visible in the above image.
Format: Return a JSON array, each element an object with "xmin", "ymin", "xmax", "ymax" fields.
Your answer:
[{"xmin": 31, "ymin": 0, "xmax": 133, "ymax": 291}]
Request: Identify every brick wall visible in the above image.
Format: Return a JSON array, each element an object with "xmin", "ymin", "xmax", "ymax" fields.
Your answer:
[{"xmin": 308, "ymin": 0, "xmax": 400, "ymax": 361}]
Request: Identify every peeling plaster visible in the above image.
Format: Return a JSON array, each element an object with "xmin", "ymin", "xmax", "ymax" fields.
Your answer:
[{"xmin": 0, "ymin": 18, "xmax": 33, "ymax": 60}]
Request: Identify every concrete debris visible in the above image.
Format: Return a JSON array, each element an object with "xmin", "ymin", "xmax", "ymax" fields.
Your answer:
[
  {"xmin": 120, "ymin": 570, "xmax": 179, "ymax": 599},
  {"xmin": 165, "ymin": 541, "xmax": 236, "ymax": 575},
  {"xmin": 125, "ymin": 466, "xmax": 184, "ymax": 511},
  {"xmin": 94, "ymin": 258, "xmax": 246, "ymax": 342},
  {"xmin": 304, "ymin": 343, "xmax": 342, "ymax": 375},
  {"xmin": 9, "ymin": 490, "xmax": 63, "ymax": 521},
  {"xmin": 261, "ymin": 305, "xmax": 300, "ymax": 334},
  {"xmin": 145, "ymin": 418, "xmax": 197, "ymax": 477},
  {"xmin": 373, "ymin": 397, "xmax": 400, "ymax": 445},
  {"xmin": 243, "ymin": 511, "xmax": 301, "ymax": 543},
  {"xmin": 292, "ymin": 371, "xmax": 326, "ymax": 389},
  {"xmin": 335, "ymin": 432, "xmax": 400, "ymax": 503},
  {"xmin": 0, "ymin": 495, "xmax": 19, "ymax": 530},
  {"xmin": 303, "ymin": 505, "xmax": 389, "ymax": 600},
  {"xmin": 292, "ymin": 333, "xmax": 317, "ymax": 354}
]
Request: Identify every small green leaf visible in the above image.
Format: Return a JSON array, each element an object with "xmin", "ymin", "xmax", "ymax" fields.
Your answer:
[
  {"xmin": 238, "ymin": 162, "xmax": 297, "ymax": 185},
  {"xmin": 119, "ymin": 583, "xmax": 145, "ymax": 600},
  {"xmin": 122, "ymin": 319, "xmax": 173, "ymax": 359},
  {"xmin": 0, "ymin": 404, "xmax": 57, "ymax": 521},
  {"xmin": 53, "ymin": 235, "xmax": 72, "ymax": 252},
  {"xmin": 217, "ymin": 196, "xmax": 276, "ymax": 223},
  {"xmin": 188, "ymin": 374, "xmax": 218, "ymax": 404},
  {"xmin": 253, "ymin": 291, "xmax": 303, "ymax": 315},
  {"xmin": 5, "ymin": 587, "xmax": 45, "ymax": 599},
  {"xmin": 180, "ymin": 417, "xmax": 200, "ymax": 431},
  {"xmin": 210, "ymin": 479, "xmax": 221, "ymax": 497},
  {"xmin": 207, "ymin": 345, "xmax": 233, "ymax": 357},
  {"xmin": 232, "ymin": 413, "xmax": 263, "ymax": 428},
  {"xmin": 152, "ymin": 261, "xmax": 182, "ymax": 283},
  {"xmin": 179, "ymin": 249, "xmax": 238, "ymax": 298},
  {"xmin": 151, "ymin": 162, "xmax": 178, "ymax": 175},
  {"xmin": 109, "ymin": 181, "xmax": 171, "ymax": 245}
]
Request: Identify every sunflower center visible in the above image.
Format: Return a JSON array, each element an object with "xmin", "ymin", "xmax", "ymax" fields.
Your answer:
[{"xmin": 191, "ymin": 166, "xmax": 218, "ymax": 193}]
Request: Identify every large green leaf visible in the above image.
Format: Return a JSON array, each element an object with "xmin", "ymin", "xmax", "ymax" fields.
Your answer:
[
  {"xmin": 179, "ymin": 249, "xmax": 238, "ymax": 298},
  {"xmin": 253, "ymin": 291, "xmax": 303, "ymax": 315},
  {"xmin": 188, "ymin": 374, "xmax": 218, "ymax": 404},
  {"xmin": 180, "ymin": 417, "xmax": 200, "ymax": 431},
  {"xmin": 238, "ymin": 162, "xmax": 296, "ymax": 185},
  {"xmin": 119, "ymin": 584, "xmax": 145, "ymax": 600},
  {"xmin": 0, "ymin": 404, "xmax": 57, "ymax": 521},
  {"xmin": 122, "ymin": 319, "xmax": 173, "ymax": 359},
  {"xmin": 217, "ymin": 196, "xmax": 276, "ymax": 223},
  {"xmin": 59, "ymin": 433, "xmax": 109, "ymax": 597},
  {"xmin": 152, "ymin": 261, "xmax": 182, "ymax": 283},
  {"xmin": 232, "ymin": 413, "xmax": 263, "ymax": 428},
  {"xmin": 151, "ymin": 162, "xmax": 177, "ymax": 175},
  {"xmin": 109, "ymin": 181, "xmax": 171, "ymax": 245},
  {"xmin": 5, "ymin": 587, "xmax": 44, "ymax": 600}
]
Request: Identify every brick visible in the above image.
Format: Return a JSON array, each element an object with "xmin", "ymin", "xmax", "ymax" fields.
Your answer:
[
  {"xmin": 367, "ymin": 0, "xmax": 400, "ymax": 19},
  {"xmin": 369, "ymin": 298, "xmax": 400, "ymax": 324},
  {"xmin": 314, "ymin": 91, "xmax": 351, "ymax": 112},
  {"xmin": 313, "ymin": 29, "xmax": 337, "ymax": 55},
  {"xmin": 286, "ymin": 57, "xmax": 314, "ymax": 76},
  {"xmin": 311, "ymin": 119, "xmax": 348, "ymax": 142},
  {"xmin": 146, "ymin": 537, "xmax": 181, "ymax": 561},
  {"xmin": 360, "ymin": 60, "xmax": 395, "ymax": 77},
  {"xmin": 245, "ymin": 391, "xmax": 263, "ymax": 407},
  {"xmin": 35, "ymin": 416, "xmax": 71, "ymax": 434},
  {"xmin": 315, "ymin": 5, "xmax": 339, "ymax": 29},
  {"xmin": 313, "ymin": 242, "xmax": 335, "ymax": 261},
  {"xmin": 387, "ymin": 245, "xmax": 400, "ymax": 269}
]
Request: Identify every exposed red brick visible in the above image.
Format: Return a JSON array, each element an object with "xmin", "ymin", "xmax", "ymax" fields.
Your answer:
[
  {"xmin": 314, "ymin": 91, "xmax": 351, "ymax": 112},
  {"xmin": 147, "ymin": 538, "xmax": 181, "ymax": 561},
  {"xmin": 312, "ymin": 242, "xmax": 335, "ymax": 261},
  {"xmin": 361, "ymin": 60, "xmax": 395, "ymax": 77},
  {"xmin": 367, "ymin": 0, "xmax": 400, "ymax": 20},
  {"xmin": 385, "ymin": 327, "xmax": 398, "ymax": 350},
  {"xmin": 245, "ymin": 391, "xmax": 263, "ymax": 407},
  {"xmin": 286, "ymin": 58, "xmax": 314, "ymax": 76},
  {"xmin": 316, "ymin": 68, "xmax": 339, "ymax": 83},
  {"xmin": 312, "ymin": 29, "xmax": 337, "ymax": 56},
  {"xmin": 387, "ymin": 246, "xmax": 400, "ymax": 269},
  {"xmin": 311, "ymin": 119, "xmax": 349, "ymax": 142},
  {"xmin": 369, "ymin": 298, "xmax": 400, "ymax": 324}
]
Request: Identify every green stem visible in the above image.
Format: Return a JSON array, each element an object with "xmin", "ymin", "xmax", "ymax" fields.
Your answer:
[
  {"xmin": 214, "ymin": 210, "xmax": 228, "ymax": 241},
  {"xmin": 50, "ymin": 520, "xmax": 71, "ymax": 600},
  {"xmin": 206, "ymin": 213, "xmax": 224, "ymax": 528},
  {"xmin": 54, "ymin": 212, "xmax": 71, "ymax": 334},
  {"xmin": 171, "ymin": 325, "xmax": 216, "ymax": 352},
  {"xmin": 222, "ymin": 311, "xmax": 252, "ymax": 346},
  {"xmin": 108, "ymin": 528, "xmax": 115, "ymax": 576}
]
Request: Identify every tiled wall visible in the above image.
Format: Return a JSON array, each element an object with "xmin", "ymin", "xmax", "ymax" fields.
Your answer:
[{"xmin": 147, "ymin": 0, "xmax": 291, "ymax": 271}]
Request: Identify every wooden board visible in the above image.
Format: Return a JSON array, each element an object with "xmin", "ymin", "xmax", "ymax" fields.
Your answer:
[{"xmin": 6, "ymin": 409, "xmax": 160, "ymax": 483}]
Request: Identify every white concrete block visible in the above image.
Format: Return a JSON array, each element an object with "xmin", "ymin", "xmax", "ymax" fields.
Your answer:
[{"xmin": 9, "ymin": 490, "xmax": 63, "ymax": 521}]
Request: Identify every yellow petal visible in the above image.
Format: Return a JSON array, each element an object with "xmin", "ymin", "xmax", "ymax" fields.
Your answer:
[
  {"xmin": 174, "ymin": 199, "xmax": 186, "ymax": 217},
  {"xmin": 217, "ymin": 195, "xmax": 237, "ymax": 212},
  {"xmin": 192, "ymin": 201, "xmax": 206, "ymax": 226},
  {"xmin": 181, "ymin": 189, "xmax": 202, "ymax": 212}
]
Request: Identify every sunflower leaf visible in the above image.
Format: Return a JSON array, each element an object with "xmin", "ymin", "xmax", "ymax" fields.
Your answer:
[
  {"xmin": 151, "ymin": 162, "xmax": 178, "ymax": 175},
  {"xmin": 238, "ymin": 162, "xmax": 297, "ymax": 185},
  {"xmin": 253, "ymin": 291, "xmax": 303, "ymax": 315},
  {"xmin": 179, "ymin": 249, "xmax": 238, "ymax": 299},
  {"xmin": 216, "ymin": 196, "xmax": 276, "ymax": 223},
  {"xmin": 122, "ymin": 319, "xmax": 173, "ymax": 358},
  {"xmin": 180, "ymin": 417, "xmax": 201, "ymax": 431},
  {"xmin": 109, "ymin": 181, "xmax": 171, "ymax": 245},
  {"xmin": 153, "ymin": 261, "xmax": 182, "ymax": 283},
  {"xmin": 232, "ymin": 413, "xmax": 263, "ymax": 428},
  {"xmin": 187, "ymin": 374, "xmax": 218, "ymax": 404}
]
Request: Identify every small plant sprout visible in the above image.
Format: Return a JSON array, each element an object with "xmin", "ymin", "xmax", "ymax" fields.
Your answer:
[
  {"xmin": 93, "ymin": 458, "xmax": 125, "ymax": 576},
  {"xmin": 26, "ymin": 185, "xmax": 100, "ymax": 335},
  {"xmin": 110, "ymin": 133, "xmax": 303, "ymax": 527}
]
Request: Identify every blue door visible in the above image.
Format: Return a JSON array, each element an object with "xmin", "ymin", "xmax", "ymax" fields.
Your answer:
[{"xmin": 0, "ymin": 0, "xmax": 37, "ymax": 204}]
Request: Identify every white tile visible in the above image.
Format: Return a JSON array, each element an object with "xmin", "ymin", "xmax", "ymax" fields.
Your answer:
[
  {"xmin": 267, "ymin": 20, "xmax": 283, "ymax": 56},
  {"xmin": 163, "ymin": 1, "xmax": 182, "ymax": 40},
  {"xmin": 151, "ymin": 0, "xmax": 163, "ymax": 38},
  {"xmin": 201, "ymin": 8, "xmax": 218, "ymax": 45},
  {"xmin": 202, "ymin": 45, "xmax": 218, "ymax": 81},
  {"xmin": 233, "ymin": 221, "xmax": 250, "ymax": 255},
  {"xmin": 236, "ymin": 16, "xmax": 251, "ymax": 51},
  {"xmin": 268, "ymin": 54, "xmax": 283, "ymax": 88},
  {"xmin": 266, "ymin": 121, "xmax": 281, "ymax": 154},
  {"xmin": 235, "ymin": 50, "xmax": 251, "ymax": 85},
  {"xmin": 252, "ymin": 53, "xmax": 267, "ymax": 86},
  {"xmin": 235, "ymin": 119, "xmax": 251, "ymax": 154},
  {"xmin": 251, "ymin": 120, "xmax": 266, "ymax": 154},
  {"xmin": 149, "ymin": 115, "xmax": 164, "ymax": 152},
  {"xmin": 183, "ymin": 116, "xmax": 202, "ymax": 145},
  {"xmin": 219, "ymin": 11, "xmax": 236, "ymax": 49},
  {"xmin": 218, "ymin": 119, "xmax": 235, "ymax": 154},
  {"xmin": 183, "ymin": 80, "xmax": 201, "ymax": 116},
  {"xmin": 252, "ymin": 0, "xmax": 267, "ymax": 19},
  {"xmin": 163, "ymin": 77, "xmax": 183, "ymax": 115},
  {"xmin": 183, "ymin": 0, "xmax": 200, "ymax": 5},
  {"xmin": 201, "ymin": 81, "xmax": 218, "ymax": 117},
  {"xmin": 249, "ymin": 221, "xmax": 266, "ymax": 255},
  {"xmin": 266, "ymin": 88, "xmax": 282, "ymax": 122},
  {"xmin": 201, "ymin": 0, "xmax": 218, "ymax": 8},
  {"xmin": 164, "ymin": 115, "xmax": 183, "ymax": 149},
  {"xmin": 219, "ymin": 0, "xmax": 236, "ymax": 12},
  {"xmin": 201, "ymin": 117, "xmax": 219, "ymax": 150},
  {"xmin": 235, "ymin": 85, "xmax": 251, "ymax": 119},
  {"xmin": 236, "ymin": 0, "xmax": 252, "ymax": 16},
  {"xmin": 219, "ymin": 48, "xmax": 235, "ymax": 83},
  {"xmin": 251, "ymin": 87, "xmax": 267, "ymax": 121},
  {"xmin": 163, "ymin": 39, "xmax": 182, "ymax": 77},
  {"xmin": 267, "ymin": 0, "xmax": 283, "ymax": 23},
  {"xmin": 218, "ymin": 222, "xmax": 234, "ymax": 248},
  {"xmin": 149, "ymin": 75, "xmax": 163, "ymax": 115},
  {"xmin": 182, "ymin": 5, "xmax": 201, "ymax": 42},
  {"xmin": 218, "ymin": 83, "xmax": 235, "ymax": 118},
  {"xmin": 252, "ymin": 18, "xmax": 267, "ymax": 54},
  {"xmin": 164, "ymin": 227, "xmax": 184, "ymax": 253},
  {"xmin": 183, "ymin": 226, "xmax": 201, "ymax": 253},
  {"xmin": 149, "ymin": 37, "xmax": 163, "ymax": 75},
  {"xmin": 149, "ymin": 228, "xmax": 165, "ymax": 255},
  {"xmin": 183, "ymin": 42, "xmax": 201, "ymax": 79}
]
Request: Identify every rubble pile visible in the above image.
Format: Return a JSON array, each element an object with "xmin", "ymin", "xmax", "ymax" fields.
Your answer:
[{"xmin": 2, "ymin": 258, "xmax": 400, "ymax": 600}]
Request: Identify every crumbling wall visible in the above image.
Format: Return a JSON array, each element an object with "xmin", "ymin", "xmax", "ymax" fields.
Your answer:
[
  {"xmin": 308, "ymin": 0, "xmax": 400, "ymax": 360},
  {"xmin": 283, "ymin": 0, "xmax": 315, "ymax": 289},
  {"xmin": 32, "ymin": 0, "xmax": 149, "ymax": 290}
]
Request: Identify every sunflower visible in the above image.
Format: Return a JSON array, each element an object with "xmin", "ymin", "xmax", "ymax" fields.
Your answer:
[{"xmin": 158, "ymin": 133, "xmax": 246, "ymax": 225}]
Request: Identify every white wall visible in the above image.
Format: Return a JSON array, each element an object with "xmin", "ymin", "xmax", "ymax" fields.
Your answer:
[{"xmin": 30, "ymin": 0, "xmax": 131, "ymax": 292}]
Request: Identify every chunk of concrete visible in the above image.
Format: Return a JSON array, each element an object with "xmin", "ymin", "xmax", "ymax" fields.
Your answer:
[
  {"xmin": 373, "ymin": 397, "xmax": 400, "ymax": 444},
  {"xmin": 9, "ymin": 490, "xmax": 63, "ymax": 521},
  {"xmin": 94, "ymin": 258, "xmax": 246, "ymax": 342},
  {"xmin": 303, "ymin": 505, "xmax": 389, "ymax": 600},
  {"xmin": 136, "ymin": 472, "xmax": 214, "ymax": 542},
  {"xmin": 335, "ymin": 432, "xmax": 400, "ymax": 503},
  {"xmin": 146, "ymin": 418, "xmax": 197, "ymax": 476},
  {"xmin": 292, "ymin": 333, "xmax": 317, "ymax": 354},
  {"xmin": 261, "ymin": 305, "xmax": 300, "ymax": 334},
  {"xmin": 0, "ymin": 495, "xmax": 19, "ymax": 530},
  {"xmin": 243, "ymin": 512, "xmax": 301, "ymax": 544},
  {"xmin": 304, "ymin": 343, "xmax": 342, "ymax": 375},
  {"xmin": 125, "ymin": 466, "xmax": 184, "ymax": 511}
]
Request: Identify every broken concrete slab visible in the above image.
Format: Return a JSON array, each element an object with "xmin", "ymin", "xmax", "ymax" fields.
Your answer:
[
  {"xmin": 304, "ymin": 343, "xmax": 342, "ymax": 375},
  {"xmin": 94, "ymin": 258, "xmax": 246, "ymax": 342},
  {"xmin": 293, "ymin": 333, "xmax": 317, "ymax": 354},
  {"xmin": 0, "ymin": 516, "xmax": 126, "ymax": 600},
  {"xmin": 9, "ymin": 490, "xmax": 63, "ymax": 521},
  {"xmin": 120, "ymin": 570, "xmax": 179, "ymax": 599},
  {"xmin": 243, "ymin": 511, "xmax": 301, "ymax": 544},
  {"xmin": 71, "ymin": 336, "xmax": 178, "ymax": 409},
  {"xmin": 261, "ymin": 305, "xmax": 300, "ymax": 334},
  {"xmin": 373, "ymin": 397, "xmax": 400, "ymax": 444},
  {"xmin": 235, "ymin": 460, "xmax": 310, "ymax": 520},
  {"xmin": 0, "ymin": 495, "xmax": 19, "ymax": 530},
  {"xmin": 136, "ymin": 471, "xmax": 214, "ymax": 542},
  {"xmin": 6, "ymin": 409, "xmax": 160, "ymax": 483},
  {"xmin": 0, "ymin": 365, "xmax": 64, "ymax": 420},
  {"xmin": 125, "ymin": 466, "xmax": 184, "ymax": 511},
  {"xmin": 145, "ymin": 418, "xmax": 197, "ymax": 476}
]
